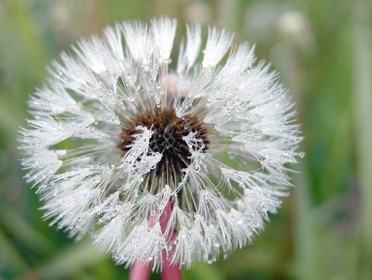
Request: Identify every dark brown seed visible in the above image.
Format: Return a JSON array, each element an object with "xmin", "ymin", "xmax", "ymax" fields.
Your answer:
[{"xmin": 118, "ymin": 107, "xmax": 208, "ymax": 178}]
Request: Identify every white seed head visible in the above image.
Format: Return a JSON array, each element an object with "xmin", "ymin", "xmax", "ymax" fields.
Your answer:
[{"xmin": 19, "ymin": 17, "xmax": 302, "ymax": 271}]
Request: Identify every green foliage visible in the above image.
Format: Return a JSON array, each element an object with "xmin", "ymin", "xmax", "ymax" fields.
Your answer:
[{"xmin": 1, "ymin": 0, "xmax": 371, "ymax": 279}]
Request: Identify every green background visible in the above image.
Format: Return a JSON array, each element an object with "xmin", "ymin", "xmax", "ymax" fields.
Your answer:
[{"xmin": 1, "ymin": 0, "xmax": 371, "ymax": 279}]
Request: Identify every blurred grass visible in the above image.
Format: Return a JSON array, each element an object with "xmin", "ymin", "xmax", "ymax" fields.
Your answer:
[
  {"xmin": 1, "ymin": 0, "xmax": 371, "ymax": 279},
  {"xmin": 353, "ymin": 0, "xmax": 372, "ymax": 279}
]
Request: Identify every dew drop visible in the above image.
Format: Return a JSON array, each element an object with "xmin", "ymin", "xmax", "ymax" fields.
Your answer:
[
  {"xmin": 207, "ymin": 258, "xmax": 215, "ymax": 264},
  {"xmin": 194, "ymin": 164, "xmax": 200, "ymax": 172}
]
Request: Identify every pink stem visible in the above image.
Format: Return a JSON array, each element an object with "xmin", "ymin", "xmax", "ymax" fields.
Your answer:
[
  {"xmin": 130, "ymin": 260, "xmax": 151, "ymax": 280},
  {"xmin": 161, "ymin": 256, "xmax": 182, "ymax": 280},
  {"xmin": 130, "ymin": 199, "xmax": 182, "ymax": 280},
  {"xmin": 160, "ymin": 200, "xmax": 182, "ymax": 280}
]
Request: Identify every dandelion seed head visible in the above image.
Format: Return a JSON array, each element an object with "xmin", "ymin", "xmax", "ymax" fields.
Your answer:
[{"xmin": 19, "ymin": 17, "xmax": 302, "ymax": 271}]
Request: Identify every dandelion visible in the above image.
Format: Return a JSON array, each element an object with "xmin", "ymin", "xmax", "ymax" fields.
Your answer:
[{"xmin": 19, "ymin": 17, "xmax": 302, "ymax": 279}]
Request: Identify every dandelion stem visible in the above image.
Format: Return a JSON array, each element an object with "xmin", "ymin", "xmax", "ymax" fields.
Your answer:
[
  {"xmin": 161, "ymin": 259, "xmax": 182, "ymax": 280},
  {"xmin": 130, "ymin": 260, "xmax": 152, "ymax": 280},
  {"xmin": 160, "ymin": 199, "xmax": 182, "ymax": 280},
  {"xmin": 130, "ymin": 198, "xmax": 181, "ymax": 280}
]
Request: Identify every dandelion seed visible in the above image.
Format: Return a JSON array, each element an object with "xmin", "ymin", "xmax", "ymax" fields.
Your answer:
[{"xmin": 19, "ymin": 17, "xmax": 302, "ymax": 278}]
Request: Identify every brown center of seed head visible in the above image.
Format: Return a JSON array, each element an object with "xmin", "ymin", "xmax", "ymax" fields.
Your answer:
[{"xmin": 118, "ymin": 107, "xmax": 209, "ymax": 177}]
